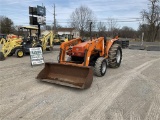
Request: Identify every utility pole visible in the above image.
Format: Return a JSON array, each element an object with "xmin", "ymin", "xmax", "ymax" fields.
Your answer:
[
  {"xmin": 53, "ymin": 4, "xmax": 56, "ymax": 33},
  {"xmin": 89, "ymin": 22, "xmax": 92, "ymax": 41},
  {"xmin": 141, "ymin": 15, "xmax": 145, "ymax": 46}
]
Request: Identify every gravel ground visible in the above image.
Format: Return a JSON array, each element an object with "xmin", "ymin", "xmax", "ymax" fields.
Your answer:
[{"xmin": 0, "ymin": 45, "xmax": 160, "ymax": 120}]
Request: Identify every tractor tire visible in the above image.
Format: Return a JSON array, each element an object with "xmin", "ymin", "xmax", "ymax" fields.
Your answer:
[
  {"xmin": 46, "ymin": 47, "xmax": 53, "ymax": 51},
  {"xmin": 108, "ymin": 44, "xmax": 122, "ymax": 68},
  {"xmin": 15, "ymin": 49, "xmax": 24, "ymax": 58},
  {"xmin": 46, "ymin": 48, "xmax": 50, "ymax": 51},
  {"xmin": 94, "ymin": 57, "xmax": 107, "ymax": 77},
  {"xmin": 0, "ymin": 52, "xmax": 5, "ymax": 61}
]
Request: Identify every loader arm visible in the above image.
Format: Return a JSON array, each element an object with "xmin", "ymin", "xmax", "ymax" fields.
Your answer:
[
  {"xmin": 0, "ymin": 38, "xmax": 6, "ymax": 44},
  {"xmin": 83, "ymin": 37, "xmax": 105, "ymax": 66},
  {"xmin": 59, "ymin": 38, "xmax": 82, "ymax": 63},
  {"xmin": 41, "ymin": 31, "xmax": 53, "ymax": 51},
  {"xmin": 1, "ymin": 39, "xmax": 22, "ymax": 57},
  {"xmin": 105, "ymin": 36, "xmax": 119, "ymax": 57}
]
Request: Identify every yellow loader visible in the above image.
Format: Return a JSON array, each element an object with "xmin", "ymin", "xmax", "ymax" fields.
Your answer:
[
  {"xmin": 0, "ymin": 26, "xmax": 39, "ymax": 60},
  {"xmin": 0, "ymin": 26, "xmax": 54, "ymax": 61}
]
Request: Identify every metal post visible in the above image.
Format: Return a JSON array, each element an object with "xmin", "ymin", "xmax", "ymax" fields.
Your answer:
[
  {"xmin": 38, "ymin": 24, "xmax": 41, "ymax": 40},
  {"xmin": 90, "ymin": 22, "xmax": 92, "ymax": 41},
  {"xmin": 141, "ymin": 32, "xmax": 144, "ymax": 46},
  {"xmin": 53, "ymin": 4, "xmax": 56, "ymax": 33}
]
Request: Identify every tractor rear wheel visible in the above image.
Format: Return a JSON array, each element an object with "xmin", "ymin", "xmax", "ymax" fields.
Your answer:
[
  {"xmin": 94, "ymin": 57, "xmax": 107, "ymax": 77},
  {"xmin": 108, "ymin": 44, "xmax": 122, "ymax": 68},
  {"xmin": 0, "ymin": 52, "xmax": 5, "ymax": 61},
  {"xmin": 15, "ymin": 49, "xmax": 24, "ymax": 58}
]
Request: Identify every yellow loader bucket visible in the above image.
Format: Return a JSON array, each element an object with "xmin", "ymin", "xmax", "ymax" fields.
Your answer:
[{"xmin": 37, "ymin": 62, "xmax": 93, "ymax": 89}]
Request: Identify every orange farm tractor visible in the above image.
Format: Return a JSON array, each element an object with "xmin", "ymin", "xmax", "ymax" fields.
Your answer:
[{"xmin": 37, "ymin": 36, "xmax": 122, "ymax": 89}]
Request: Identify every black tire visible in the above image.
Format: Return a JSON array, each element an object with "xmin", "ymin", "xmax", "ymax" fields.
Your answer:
[
  {"xmin": 46, "ymin": 47, "xmax": 53, "ymax": 51},
  {"xmin": 0, "ymin": 52, "xmax": 5, "ymax": 61},
  {"xmin": 15, "ymin": 49, "xmax": 24, "ymax": 58},
  {"xmin": 108, "ymin": 44, "xmax": 122, "ymax": 68},
  {"xmin": 46, "ymin": 48, "xmax": 50, "ymax": 51},
  {"xmin": 94, "ymin": 57, "xmax": 107, "ymax": 77}
]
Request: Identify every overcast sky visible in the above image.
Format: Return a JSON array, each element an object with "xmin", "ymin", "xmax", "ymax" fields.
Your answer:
[{"xmin": 0, "ymin": 0, "xmax": 149, "ymax": 30}]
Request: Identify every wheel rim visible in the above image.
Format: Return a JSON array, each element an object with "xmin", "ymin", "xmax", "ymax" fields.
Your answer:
[
  {"xmin": 116, "ymin": 50, "xmax": 121, "ymax": 63},
  {"xmin": 18, "ymin": 51, "xmax": 23, "ymax": 57},
  {"xmin": 102, "ymin": 61, "xmax": 106, "ymax": 73}
]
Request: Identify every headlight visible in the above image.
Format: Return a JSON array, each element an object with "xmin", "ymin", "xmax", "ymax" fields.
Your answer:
[{"xmin": 23, "ymin": 42, "xmax": 26, "ymax": 44}]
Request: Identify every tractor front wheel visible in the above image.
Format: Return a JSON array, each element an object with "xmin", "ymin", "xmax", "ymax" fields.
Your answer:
[
  {"xmin": 15, "ymin": 49, "xmax": 24, "ymax": 58},
  {"xmin": 94, "ymin": 57, "xmax": 107, "ymax": 77}
]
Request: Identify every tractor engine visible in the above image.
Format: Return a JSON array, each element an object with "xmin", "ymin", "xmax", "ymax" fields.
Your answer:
[{"xmin": 71, "ymin": 42, "xmax": 88, "ymax": 57}]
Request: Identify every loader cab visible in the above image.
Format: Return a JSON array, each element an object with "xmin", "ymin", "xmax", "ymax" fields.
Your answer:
[
  {"xmin": 0, "ymin": 34, "xmax": 7, "ymax": 44},
  {"xmin": 19, "ymin": 26, "xmax": 41, "ymax": 53},
  {"xmin": 19, "ymin": 26, "xmax": 39, "ymax": 42},
  {"xmin": 0, "ymin": 34, "xmax": 7, "ymax": 39}
]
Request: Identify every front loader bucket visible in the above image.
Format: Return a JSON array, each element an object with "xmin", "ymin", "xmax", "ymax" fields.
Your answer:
[{"xmin": 37, "ymin": 62, "xmax": 93, "ymax": 89}]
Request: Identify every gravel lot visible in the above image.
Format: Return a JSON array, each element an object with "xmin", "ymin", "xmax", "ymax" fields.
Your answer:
[{"xmin": 0, "ymin": 45, "xmax": 160, "ymax": 120}]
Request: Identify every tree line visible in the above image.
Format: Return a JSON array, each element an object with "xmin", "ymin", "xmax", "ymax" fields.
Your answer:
[{"xmin": 0, "ymin": 0, "xmax": 159, "ymax": 41}]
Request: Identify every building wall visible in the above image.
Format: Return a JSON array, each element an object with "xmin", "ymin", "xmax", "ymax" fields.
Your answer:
[
  {"xmin": 57, "ymin": 29, "xmax": 80, "ymax": 38},
  {"xmin": 58, "ymin": 31, "xmax": 71, "ymax": 35},
  {"xmin": 71, "ymin": 30, "xmax": 80, "ymax": 38}
]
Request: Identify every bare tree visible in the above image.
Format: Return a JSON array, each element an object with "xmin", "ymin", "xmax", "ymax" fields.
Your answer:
[
  {"xmin": 0, "ymin": 16, "xmax": 15, "ymax": 34},
  {"xmin": 141, "ymin": 0, "xmax": 160, "ymax": 41},
  {"xmin": 46, "ymin": 25, "xmax": 52, "ymax": 30},
  {"xmin": 96, "ymin": 21, "xmax": 106, "ymax": 37},
  {"xmin": 107, "ymin": 18, "xmax": 119, "ymax": 37},
  {"xmin": 55, "ymin": 20, "xmax": 62, "ymax": 29},
  {"xmin": 120, "ymin": 26, "xmax": 136, "ymax": 38},
  {"xmin": 70, "ymin": 5, "xmax": 96, "ymax": 36}
]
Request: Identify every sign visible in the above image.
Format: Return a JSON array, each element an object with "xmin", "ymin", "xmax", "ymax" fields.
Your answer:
[
  {"xmin": 29, "ymin": 7, "xmax": 37, "ymax": 15},
  {"xmin": 29, "ymin": 16, "xmax": 38, "ymax": 25},
  {"xmin": 29, "ymin": 16, "xmax": 46, "ymax": 25},
  {"xmin": 29, "ymin": 47, "xmax": 44, "ymax": 66},
  {"xmin": 37, "ymin": 5, "xmax": 46, "ymax": 16},
  {"xmin": 37, "ymin": 16, "xmax": 46, "ymax": 24},
  {"xmin": 29, "ymin": 5, "xmax": 46, "ymax": 25},
  {"xmin": 29, "ymin": 6, "xmax": 46, "ymax": 16}
]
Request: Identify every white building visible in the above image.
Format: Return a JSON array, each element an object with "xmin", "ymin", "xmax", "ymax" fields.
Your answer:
[{"xmin": 57, "ymin": 28, "xmax": 80, "ymax": 38}]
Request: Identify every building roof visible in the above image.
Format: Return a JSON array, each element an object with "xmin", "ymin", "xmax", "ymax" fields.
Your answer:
[
  {"xmin": 57, "ymin": 28, "xmax": 75, "ymax": 32},
  {"xmin": 20, "ymin": 26, "xmax": 38, "ymax": 30}
]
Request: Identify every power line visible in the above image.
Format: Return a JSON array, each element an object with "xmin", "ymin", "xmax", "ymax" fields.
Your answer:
[{"xmin": 46, "ymin": 8, "xmax": 53, "ymax": 14}]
